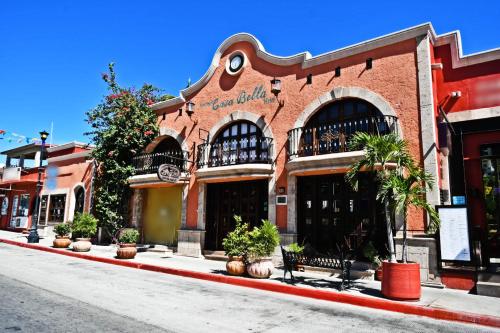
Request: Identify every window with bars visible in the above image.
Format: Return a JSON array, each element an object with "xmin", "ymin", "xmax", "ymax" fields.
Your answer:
[
  {"xmin": 48, "ymin": 194, "xmax": 66, "ymax": 222},
  {"xmin": 209, "ymin": 121, "xmax": 270, "ymax": 167}
]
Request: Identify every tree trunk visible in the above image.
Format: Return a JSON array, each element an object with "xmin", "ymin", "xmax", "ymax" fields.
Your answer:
[
  {"xmin": 402, "ymin": 210, "xmax": 408, "ymax": 263},
  {"xmin": 384, "ymin": 199, "xmax": 397, "ymax": 262}
]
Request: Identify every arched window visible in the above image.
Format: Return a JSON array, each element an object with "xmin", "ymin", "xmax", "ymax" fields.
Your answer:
[
  {"xmin": 300, "ymin": 98, "xmax": 394, "ymax": 156},
  {"xmin": 74, "ymin": 187, "xmax": 85, "ymax": 215},
  {"xmin": 209, "ymin": 121, "xmax": 271, "ymax": 167}
]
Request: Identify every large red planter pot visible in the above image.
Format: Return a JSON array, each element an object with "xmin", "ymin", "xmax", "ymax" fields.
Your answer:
[{"xmin": 381, "ymin": 261, "xmax": 421, "ymax": 301}]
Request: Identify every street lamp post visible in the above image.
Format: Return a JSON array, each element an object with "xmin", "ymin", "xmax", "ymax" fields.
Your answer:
[{"xmin": 27, "ymin": 130, "xmax": 49, "ymax": 244}]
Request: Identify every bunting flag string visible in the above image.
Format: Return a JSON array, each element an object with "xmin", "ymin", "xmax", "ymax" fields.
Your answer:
[{"xmin": 0, "ymin": 129, "xmax": 42, "ymax": 144}]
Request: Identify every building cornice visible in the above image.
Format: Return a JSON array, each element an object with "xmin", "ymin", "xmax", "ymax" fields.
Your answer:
[
  {"xmin": 47, "ymin": 151, "xmax": 92, "ymax": 164},
  {"xmin": 46, "ymin": 141, "xmax": 94, "ymax": 153},
  {"xmin": 151, "ymin": 23, "xmax": 499, "ymax": 112}
]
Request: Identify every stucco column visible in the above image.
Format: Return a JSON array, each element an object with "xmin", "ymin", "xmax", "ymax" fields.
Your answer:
[
  {"xmin": 181, "ymin": 184, "xmax": 188, "ymax": 228},
  {"xmin": 286, "ymin": 174, "xmax": 297, "ymax": 233},
  {"xmin": 197, "ymin": 183, "xmax": 206, "ymax": 230},
  {"xmin": 416, "ymin": 34, "xmax": 440, "ymax": 207}
]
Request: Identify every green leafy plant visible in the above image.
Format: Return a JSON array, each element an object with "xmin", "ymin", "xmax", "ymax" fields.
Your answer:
[
  {"xmin": 71, "ymin": 213, "xmax": 98, "ymax": 239},
  {"xmin": 346, "ymin": 133, "xmax": 413, "ymax": 263},
  {"xmin": 54, "ymin": 223, "xmax": 71, "ymax": 237},
  {"xmin": 118, "ymin": 229, "xmax": 139, "ymax": 244},
  {"xmin": 222, "ymin": 215, "xmax": 250, "ymax": 257},
  {"xmin": 248, "ymin": 219, "xmax": 280, "ymax": 259},
  {"xmin": 86, "ymin": 63, "xmax": 170, "ymax": 236},
  {"xmin": 287, "ymin": 242, "xmax": 304, "ymax": 254},
  {"xmin": 378, "ymin": 164, "xmax": 440, "ymax": 263},
  {"xmin": 363, "ymin": 241, "xmax": 382, "ymax": 267}
]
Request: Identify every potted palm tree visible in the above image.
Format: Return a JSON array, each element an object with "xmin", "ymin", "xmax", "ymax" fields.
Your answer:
[
  {"xmin": 346, "ymin": 133, "xmax": 439, "ymax": 300},
  {"xmin": 246, "ymin": 220, "xmax": 280, "ymax": 279},
  {"xmin": 53, "ymin": 223, "xmax": 72, "ymax": 248},
  {"xmin": 71, "ymin": 213, "xmax": 98, "ymax": 252},
  {"xmin": 346, "ymin": 132, "xmax": 413, "ymax": 263},
  {"xmin": 378, "ymin": 164, "xmax": 439, "ymax": 300},
  {"xmin": 116, "ymin": 229, "xmax": 139, "ymax": 259},
  {"xmin": 222, "ymin": 215, "xmax": 250, "ymax": 276}
]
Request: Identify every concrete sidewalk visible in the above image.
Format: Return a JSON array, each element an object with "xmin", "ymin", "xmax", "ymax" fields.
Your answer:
[{"xmin": 1, "ymin": 229, "xmax": 499, "ymax": 322}]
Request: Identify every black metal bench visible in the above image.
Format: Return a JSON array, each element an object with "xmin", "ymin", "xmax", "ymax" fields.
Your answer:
[{"xmin": 280, "ymin": 246, "xmax": 352, "ymax": 291}]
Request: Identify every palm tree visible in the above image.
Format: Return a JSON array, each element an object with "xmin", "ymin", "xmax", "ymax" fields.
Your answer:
[
  {"xmin": 378, "ymin": 165, "xmax": 439, "ymax": 263},
  {"xmin": 345, "ymin": 132, "xmax": 413, "ymax": 263}
]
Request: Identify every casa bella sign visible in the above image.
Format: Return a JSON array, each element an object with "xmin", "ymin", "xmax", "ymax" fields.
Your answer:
[
  {"xmin": 199, "ymin": 84, "xmax": 276, "ymax": 111},
  {"xmin": 157, "ymin": 164, "xmax": 181, "ymax": 183}
]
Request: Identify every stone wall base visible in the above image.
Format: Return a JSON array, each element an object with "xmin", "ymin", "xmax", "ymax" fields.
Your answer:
[
  {"xmin": 177, "ymin": 229, "xmax": 205, "ymax": 258},
  {"xmin": 395, "ymin": 236, "xmax": 440, "ymax": 283}
]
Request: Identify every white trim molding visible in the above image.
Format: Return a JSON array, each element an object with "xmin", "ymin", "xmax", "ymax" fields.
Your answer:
[{"xmin": 446, "ymin": 106, "xmax": 500, "ymax": 123}]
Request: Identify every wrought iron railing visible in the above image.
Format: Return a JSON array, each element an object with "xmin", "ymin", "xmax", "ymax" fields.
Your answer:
[
  {"xmin": 197, "ymin": 137, "xmax": 273, "ymax": 168},
  {"xmin": 132, "ymin": 150, "xmax": 189, "ymax": 175},
  {"xmin": 287, "ymin": 115, "xmax": 399, "ymax": 159}
]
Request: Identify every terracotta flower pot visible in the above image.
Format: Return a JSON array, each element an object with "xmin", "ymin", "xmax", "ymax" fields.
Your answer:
[
  {"xmin": 117, "ymin": 243, "xmax": 137, "ymax": 259},
  {"xmin": 247, "ymin": 257, "xmax": 274, "ymax": 279},
  {"xmin": 53, "ymin": 235, "xmax": 71, "ymax": 248},
  {"xmin": 226, "ymin": 256, "xmax": 246, "ymax": 276},
  {"xmin": 72, "ymin": 238, "xmax": 92, "ymax": 252},
  {"xmin": 381, "ymin": 261, "xmax": 421, "ymax": 300}
]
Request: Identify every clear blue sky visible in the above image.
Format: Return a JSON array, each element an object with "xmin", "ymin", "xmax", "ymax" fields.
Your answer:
[{"xmin": 1, "ymin": 1, "xmax": 498, "ymax": 160}]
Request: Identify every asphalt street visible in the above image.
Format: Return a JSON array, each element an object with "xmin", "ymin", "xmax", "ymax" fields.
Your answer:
[{"xmin": 0, "ymin": 243, "xmax": 497, "ymax": 333}]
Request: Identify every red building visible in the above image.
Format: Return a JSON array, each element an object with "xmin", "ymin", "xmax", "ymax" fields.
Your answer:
[{"xmin": 0, "ymin": 142, "xmax": 94, "ymax": 235}]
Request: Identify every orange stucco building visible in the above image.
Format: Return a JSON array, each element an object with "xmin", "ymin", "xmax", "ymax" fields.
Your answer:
[{"xmin": 128, "ymin": 23, "xmax": 499, "ymax": 291}]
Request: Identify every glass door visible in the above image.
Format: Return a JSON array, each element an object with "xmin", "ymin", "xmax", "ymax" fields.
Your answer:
[{"xmin": 481, "ymin": 143, "xmax": 500, "ymax": 266}]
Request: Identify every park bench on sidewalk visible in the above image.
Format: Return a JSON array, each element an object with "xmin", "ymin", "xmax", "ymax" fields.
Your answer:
[{"xmin": 280, "ymin": 246, "xmax": 352, "ymax": 291}]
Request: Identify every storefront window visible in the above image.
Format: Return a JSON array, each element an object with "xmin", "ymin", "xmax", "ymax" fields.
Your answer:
[
  {"xmin": 1, "ymin": 197, "xmax": 8, "ymax": 215},
  {"xmin": 48, "ymin": 194, "xmax": 66, "ymax": 222},
  {"xmin": 17, "ymin": 194, "xmax": 30, "ymax": 217},
  {"xmin": 39, "ymin": 195, "xmax": 48, "ymax": 225}
]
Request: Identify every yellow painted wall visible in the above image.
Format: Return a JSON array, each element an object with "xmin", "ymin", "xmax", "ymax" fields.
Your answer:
[{"xmin": 143, "ymin": 186, "xmax": 182, "ymax": 245}]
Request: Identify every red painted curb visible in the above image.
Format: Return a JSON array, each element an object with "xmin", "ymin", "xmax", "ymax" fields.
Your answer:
[{"xmin": 2, "ymin": 238, "xmax": 499, "ymax": 329}]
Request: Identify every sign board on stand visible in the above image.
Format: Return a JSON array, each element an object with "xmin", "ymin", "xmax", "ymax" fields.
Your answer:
[{"xmin": 437, "ymin": 206, "xmax": 471, "ymax": 262}]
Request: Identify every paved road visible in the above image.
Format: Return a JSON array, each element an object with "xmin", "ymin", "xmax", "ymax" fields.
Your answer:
[{"xmin": 0, "ymin": 243, "xmax": 497, "ymax": 333}]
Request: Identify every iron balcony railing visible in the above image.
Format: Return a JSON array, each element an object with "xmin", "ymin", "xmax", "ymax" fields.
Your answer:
[
  {"xmin": 132, "ymin": 150, "xmax": 189, "ymax": 175},
  {"xmin": 287, "ymin": 115, "xmax": 399, "ymax": 159},
  {"xmin": 197, "ymin": 137, "xmax": 273, "ymax": 168}
]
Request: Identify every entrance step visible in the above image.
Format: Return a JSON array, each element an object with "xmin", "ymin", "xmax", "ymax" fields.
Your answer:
[
  {"xmin": 203, "ymin": 251, "xmax": 227, "ymax": 262},
  {"xmin": 476, "ymin": 281, "xmax": 500, "ymax": 297},
  {"xmin": 137, "ymin": 244, "xmax": 173, "ymax": 254},
  {"xmin": 477, "ymin": 272, "xmax": 500, "ymax": 297}
]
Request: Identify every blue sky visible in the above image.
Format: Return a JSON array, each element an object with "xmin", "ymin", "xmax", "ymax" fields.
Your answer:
[{"xmin": 0, "ymin": 1, "xmax": 498, "ymax": 161}]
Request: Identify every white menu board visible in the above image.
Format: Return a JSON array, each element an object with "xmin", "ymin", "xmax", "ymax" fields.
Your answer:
[{"xmin": 438, "ymin": 207, "xmax": 471, "ymax": 261}]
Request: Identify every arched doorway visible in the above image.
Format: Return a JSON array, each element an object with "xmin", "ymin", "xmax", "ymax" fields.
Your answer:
[
  {"xmin": 204, "ymin": 120, "xmax": 270, "ymax": 250},
  {"xmin": 296, "ymin": 99, "xmax": 389, "ymax": 256},
  {"xmin": 74, "ymin": 186, "xmax": 85, "ymax": 215}
]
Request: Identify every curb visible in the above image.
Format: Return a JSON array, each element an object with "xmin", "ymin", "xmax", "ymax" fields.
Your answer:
[{"xmin": 1, "ymin": 238, "xmax": 499, "ymax": 329}]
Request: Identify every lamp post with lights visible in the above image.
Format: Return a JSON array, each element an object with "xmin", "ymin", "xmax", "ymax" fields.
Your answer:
[{"xmin": 27, "ymin": 130, "xmax": 49, "ymax": 243}]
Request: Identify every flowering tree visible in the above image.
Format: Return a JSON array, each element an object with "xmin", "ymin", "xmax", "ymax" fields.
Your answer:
[{"xmin": 86, "ymin": 63, "xmax": 164, "ymax": 236}]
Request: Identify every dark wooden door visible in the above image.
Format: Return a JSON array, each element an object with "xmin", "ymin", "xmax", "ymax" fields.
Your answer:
[
  {"xmin": 206, "ymin": 179, "xmax": 268, "ymax": 250},
  {"xmin": 297, "ymin": 174, "xmax": 383, "ymax": 255}
]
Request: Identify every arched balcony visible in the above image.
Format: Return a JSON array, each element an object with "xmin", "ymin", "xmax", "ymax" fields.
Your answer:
[
  {"xmin": 286, "ymin": 98, "xmax": 399, "ymax": 175},
  {"xmin": 132, "ymin": 137, "xmax": 189, "ymax": 175},
  {"xmin": 196, "ymin": 121, "xmax": 273, "ymax": 168}
]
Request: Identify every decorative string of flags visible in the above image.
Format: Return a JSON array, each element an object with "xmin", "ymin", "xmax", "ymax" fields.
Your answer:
[{"xmin": 0, "ymin": 129, "xmax": 42, "ymax": 144}]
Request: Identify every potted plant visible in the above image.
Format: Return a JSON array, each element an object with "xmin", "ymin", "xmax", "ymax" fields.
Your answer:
[
  {"xmin": 378, "ymin": 163, "xmax": 439, "ymax": 300},
  {"xmin": 222, "ymin": 215, "xmax": 250, "ymax": 276},
  {"xmin": 246, "ymin": 220, "xmax": 280, "ymax": 279},
  {"xmin": 53, "ymin": 223, "xmax": 72, "ymax": 248},
  {"xmin": 116, "ymin": 229, "xmax": 139, "ymax": 259},
  {"xmin": 362, "ymin": 241, "xmax": 383, "ymax": 281},
  {"xmin": 71, "ymin": 213, "xmax": 98, "ymax": 252},
  {"xmin": 346, "ymin": 133, "xmax": 439, "ymax": 300}
]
